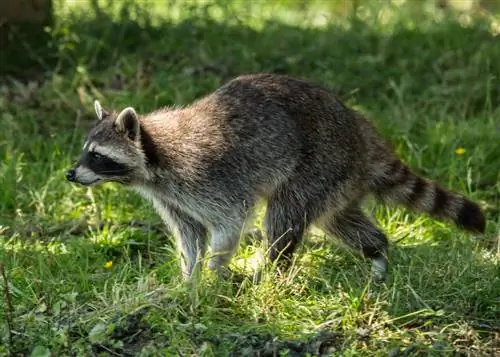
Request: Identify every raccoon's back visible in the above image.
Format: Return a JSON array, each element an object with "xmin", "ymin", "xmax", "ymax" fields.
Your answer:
[
  {"xmin": 200, "ymin": 73, "xmax": 368, "ymax": 180},
  {"xmin": 213, "ymin": 73, "xmax": 364, "ymax": 148}
]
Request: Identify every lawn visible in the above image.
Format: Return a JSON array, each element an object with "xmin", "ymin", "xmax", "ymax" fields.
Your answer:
[{"xmin": 0, "ymin": 0, "xmax": 499, "ymax": 356}]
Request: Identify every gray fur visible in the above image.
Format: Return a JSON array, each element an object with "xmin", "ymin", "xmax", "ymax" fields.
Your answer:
[{"xmin": 68, "ymin": 73, "xmax": 486, "ymax": 281}]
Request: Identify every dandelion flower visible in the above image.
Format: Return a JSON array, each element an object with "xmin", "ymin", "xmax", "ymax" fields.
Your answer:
[
  {"xmin": 104, "ymin": 261, "xmax": 113, "ymax": 269},
  {"xmin": 455, "ymin": 147, "xmax": 465, "ymax": 156}
]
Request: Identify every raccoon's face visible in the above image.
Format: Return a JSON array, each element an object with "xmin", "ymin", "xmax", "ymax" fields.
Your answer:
[{"xmin": 66, "ymin": 101, "xmax": 146, "ymax": 186}]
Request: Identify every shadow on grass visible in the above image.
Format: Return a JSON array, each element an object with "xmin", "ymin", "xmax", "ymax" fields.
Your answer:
[{"xmin": 1, "ymin": 2, "xmax": 499, "ymax": 117}]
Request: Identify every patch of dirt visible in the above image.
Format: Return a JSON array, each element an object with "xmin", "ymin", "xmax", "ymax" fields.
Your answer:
[
  {"xmin": 215, "ymin": 330, "xmax": 343, "ymax": 357},
  {"xmin": 89, "ymin": 307, "xmax": 168, "ymax": 357}
]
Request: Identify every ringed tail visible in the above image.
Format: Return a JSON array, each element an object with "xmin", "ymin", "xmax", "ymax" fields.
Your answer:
[{"xmin": 371, "ymin": 158, "xmax": 486, "ymax": 234}]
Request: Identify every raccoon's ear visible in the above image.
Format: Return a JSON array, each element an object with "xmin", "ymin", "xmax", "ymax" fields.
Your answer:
[
  {"xmin": 94, "ymin": 100, "xmax": 110, "ymax": 120},
  {"xmin": 115, "ymin": 107, "xmax": 140, "ymax": 141}
]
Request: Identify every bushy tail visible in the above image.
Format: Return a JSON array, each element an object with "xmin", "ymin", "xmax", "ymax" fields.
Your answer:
[{"xmin": 370, "ymin": 159, "xmax": 486, "ymax": 233}]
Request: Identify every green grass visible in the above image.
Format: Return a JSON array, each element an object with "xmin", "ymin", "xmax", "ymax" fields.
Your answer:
[{"xmin": 1, "ymin": 0, "xmax": 499, "ymax": 355}]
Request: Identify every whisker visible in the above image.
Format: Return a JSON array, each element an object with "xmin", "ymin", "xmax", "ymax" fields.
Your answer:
[{"xmin": 96, "ymin": 170, "xmax": 132, "ymax": 175}]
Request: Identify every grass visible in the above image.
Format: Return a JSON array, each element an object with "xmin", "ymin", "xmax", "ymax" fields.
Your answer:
[{"xmin": 0, "ymin": 0, "xmax": 499, "ymax": 355}]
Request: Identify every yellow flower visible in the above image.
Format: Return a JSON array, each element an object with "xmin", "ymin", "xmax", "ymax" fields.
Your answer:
[
  {"xmin": 104, "ymin": 261, "xmax": 113, "ymax": 269},
  {"xmin": 455, "ymin": 147, "xmax": 465, "ymax": 156}
]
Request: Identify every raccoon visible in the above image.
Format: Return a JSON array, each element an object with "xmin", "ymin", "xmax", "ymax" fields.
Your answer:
[{"xmin": 66, "ymin": 73, "xmax": 486, "ymax": 281}]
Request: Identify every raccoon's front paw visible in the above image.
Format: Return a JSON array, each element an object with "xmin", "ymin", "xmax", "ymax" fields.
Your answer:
[{"xmin": 212, "ymin": 266, "xmax": 249, "ymax": 285}]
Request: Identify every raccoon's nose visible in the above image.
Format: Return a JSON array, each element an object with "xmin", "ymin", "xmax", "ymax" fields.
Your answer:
[{"xmin": 65, "ymin": 169, "xmax": 76, "ymax": 182}]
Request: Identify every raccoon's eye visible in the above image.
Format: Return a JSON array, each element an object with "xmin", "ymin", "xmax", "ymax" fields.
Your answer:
[{"xmin": 90, "ymin": 152, "xmax": 103, "ymax": 160}]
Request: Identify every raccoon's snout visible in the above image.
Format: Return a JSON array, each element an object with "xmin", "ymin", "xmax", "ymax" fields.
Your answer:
[
  {"xmin": 67, "ymin": 166, "xmax": 103, "ymax": 186},
  {"xmin": 65, "ymin": 169, "xmax": 76, "ymax": 182}
]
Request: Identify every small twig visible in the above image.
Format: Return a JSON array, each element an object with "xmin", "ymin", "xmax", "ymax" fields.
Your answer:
[
  {"xmin": 96, "ymin": 344, "xmax": 122, "ymax": 356},
  {"xmin": 0, "ymin": 262, "xmax": 14, "ymax": 353}
]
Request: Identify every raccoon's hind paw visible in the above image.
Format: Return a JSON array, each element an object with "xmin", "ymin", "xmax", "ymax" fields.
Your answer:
[{"xmin": 371, "ymin": 256, "xmax": 388, "ymax": 282}]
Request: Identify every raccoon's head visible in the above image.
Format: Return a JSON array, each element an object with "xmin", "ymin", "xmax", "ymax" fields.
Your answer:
[{"xmin": 66, "ymin": 101, "xmax": 147, "ymax": 186}]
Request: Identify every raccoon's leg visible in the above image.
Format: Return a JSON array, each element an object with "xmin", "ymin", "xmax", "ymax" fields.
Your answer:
[
  {"xmin": 322, "ymin": 207, "xmax": 389, "ymax": 281},
  {"xmin": 159, "ymin": 205, "xmax": 208, "ymax": 280},
  {"xmin": 264, "ymin": 188, "xmax": 316, "ymax": 267},
  {"xmin": 207, "ymin": 226, "xmax": 237, "ymax": 271}
]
